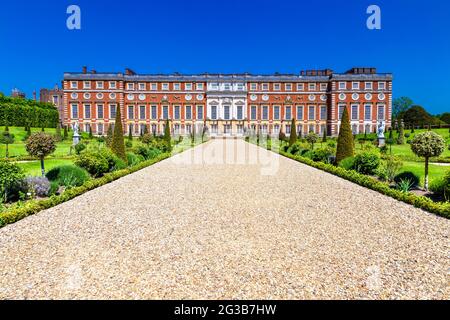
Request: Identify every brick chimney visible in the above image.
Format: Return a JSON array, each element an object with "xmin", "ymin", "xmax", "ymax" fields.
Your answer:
[
  {"xmin": 91, "ymin": 70, "xmax": 97, "ymax": 74},
  {"xmin": 82, "ymin": 66, "xmax": 87, "ymax": 74},
  {"xmin": 33, "ymin": 90, "xmax": 36, "ymax": 101}
]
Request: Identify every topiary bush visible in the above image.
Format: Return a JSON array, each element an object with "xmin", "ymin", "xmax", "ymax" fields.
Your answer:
[
  {"xmin": 311, "ymin": 147, "xmax": 335, "ymax": 163},
  {"xmin": 338, "ymin": 156, "xmax": 356, "ymax": 171},
  {"xmin": 74, "ymin": 143, "xmax": 86, "ymax": 155},
  {"xmin": 46, "ymin": 165, "xmax": 90, "ymax": 188},
  {"xmin": 25, "ymin": 132, "xmax": 56, "ymax": 176},
  {"xmin": 353, "ymin": 151, "xmax": 381, "ymax": 175},
  {"xmin": 74, "ymin": 152, "xmax": 109, "ymax": 177},
  {"xmin": 336, "ymin": 107, "xmax": 354, "ymax": 164},
  {"xmin": 24, "ymin": 176, "xmax": 51, "ymax": 198},
  {"xmin": 394, "ymin": 171, "xmax": 420, "ymax": 189}
]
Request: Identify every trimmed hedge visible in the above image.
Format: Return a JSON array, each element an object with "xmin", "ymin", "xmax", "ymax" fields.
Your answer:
[
  {"xmin": 280, "ymin": 150, "xmax": 449, "ymax": 219},
  {"xmin": 0, "ymin": 97, "xmax": 59, "ymax": 128},
  {"xmin": 0, "ymin": 153, "xmax": 170, "ymax": 228}
]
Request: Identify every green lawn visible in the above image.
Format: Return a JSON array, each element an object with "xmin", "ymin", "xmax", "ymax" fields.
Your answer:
[{"xmin": 17, "ymin": 159, "xmax": 74, "ymax": 177}]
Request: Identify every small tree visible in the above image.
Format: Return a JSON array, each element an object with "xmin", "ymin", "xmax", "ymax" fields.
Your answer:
[
  {"xmin": 278, "ymin": 127, "xmax": 286, "ymax": 145},
  {"xmin": 41, "ymin": 126, "xmax": 45, "ymax": 132},
  {"xmin": 128, "ymin": 125, "xmax": 133, "ymax": 141},
  {"xmin": 411, "ymin": 132, "xmax": 445, "ymax": 191},
  {"xmin": 106, "ymin": 125, "xmax": 113, "ymax": 147},
  {"xmin": 164, "ymin": 119, "xmax": 172, "ymax": 147},
  {"xmin": 55, "ymin": 122, "xmax": 62, "ymax": 141},
  {"xmin": 322, "ymin": 127, "xmax": 327, "ymax": 143},
  {"xmin": 397, "ymin": 120, "xmax": 405, "ymax": 145},
  {"xmin": 88, "ymin": 125, "xmax": 93, "ymax": 139},
  {"xmin": 305, "ymin": 131, "xmax": 319, "ymax": 150},
  {"xmin": 336, "ymin": 107, "xmax": 354, "ymax": 164},
  {"xmin": 289, "ymin": 118, "xmax": 297, "ymax": 147},
  {"xmin": 63, "ymin": 125, "xmax": 68, "ymax": 140},
  {"xmin": 111, "ymin": 105, "xmax": 127, "ymax": 161},
  {"xmin": 0, "ymin": 131, "xmax": 15, "ymax": 158},
  {"xmin": 0, "ymin": 160, "xmax": 24, "ymax": 203},
  {"xmin": 141, "ymin": 133, "xmax": 153, "ymax": 145},
  {"xmin": 25, "ymin": 132, "xmax": 56, "ymax": 176},
  {"xmin": 4, "ymin": 125, "xmax": 9, "ymax": 132}
]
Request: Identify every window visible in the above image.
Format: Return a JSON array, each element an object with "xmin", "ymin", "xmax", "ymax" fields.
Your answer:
[
  {"xmin": 139, "ymin": 83, "xmax": 146, "ymax": 91},
  {"xmin": 174, "ymin": 106, "xmax": 180, "ymax": 120},
  {"xmin": 236, "ymin": 83, "xmax": 245, "ymax": 91},
  {"xmin": 162, "ymin": 106, "xmax": 169, "ymax": 119},
  {"xmin": 52, "ymin": 96, "xmax": 58, "ymax": 104},
  {"xmin": 140, "ymin": 124, "xmax": 147, "ymax": 135},
  {"xmin": 151, "ymin": 106, "xmax": 157, "ymax": 119},
  {"xmin": 224, "ymin": 106, "xmax": 230, "ymax": 120},
  {"xmin": 85, "ymin": 124, "xmax": 90, "ymax": 133},
  {"xmin": 223, "ymin": 83, "xmax": 231, "ymax": 90},
  {"xmin": 162, "ymin": 83, "xmax": 169, "ymax": 91},
  {"xmin": 308, "ymin": 83, "xmax": 316, "ymax": 91},
  {"xmin": 139, "ymin": 106, "xmax": 146, "ymax": 120},
  {"xmin": 338, "ymin": 105, "xmax": 345, "ymax": 120},
  {"xmin": 285, "ymin": 106, "xmax": 292, "ymax": 120},
  {"xmin": 128, "ymin": 106, "xmax": 134, "ymax": 119},
  {"xmin": 185, "ymin": 106, "xmax": 192, "ymax": 120},
  {"xmin": 365, "ymin": 124, "xmax": 372, "ymax": 134},
  {"xmin": 352, "ymin": 82, "xmax": 360, "ymax": 90},
  {"xmin": 173, "ymin": 83, "xmax": 181, "ymax": 91},
  {"xmin": 377, "ymin": 105, "xmax": 385, "ymax": 120},
  {"xmin": 211, "ymin": 106, "xmax": 217, "ymax": 120},
  {"xmin": 250, "ymin": 83, "xmax": 257, "ymax": 91},
  {"xmin": 285, "ymin": 83, "xmax": 292, "ymax": 91},
  {"xmin": 251, "ymin": 105, "xmax": 257, "ymax": 120},
  {"xmin": 97, "ymin": 104, "xmax": 104, "ymax": 119},
  {"xmin": 237, "ymin": 124, "xmax": 243, "ymax": 133},
  {"xmin": 296, "ymin": 83, "xmax": 304, "ymax": 91},
  {"xmin": 297, "ymin": 125, "xmax": 303, "ymax": 136},
  {"xmin": 185, "ymin": 83, "xmax": 192, "ymax": 91},
  {"xmin": 109, "ymin": 81, "xmax": 116, "ymax": 89},
  {"xmin": 70, "ymin": 81, "xmax": 78, "ymax": 89},
  {"xmin": 274, "ymin": 83, "xmax": 281, "ymax": 91},
  {"xmin": 274, "ymin": 106, "xmax": 280, "ymax": 120},
  {"xmin": 320, "ymin": 83, "xmax": 327, "ymax": 91},
  {"xmin": 196, "ymin": 83, "xmax": 204, "ymax": 90},
  {"xmin": 262, "ymin": 106, "xmax": 269, "ymax": 120},
  {"xmin": 98, "ymin": 123, "xmax": 104, "ymax": 135},
  {"xmin": 110, "ymin": 104, "xmax": 117, "ymax": 119},
  {"xmin": 365, "ymin": 82, "xmax": 373, "ymax": 90},
  {"xmin": 320, "ymin": 124, "xmax": 326, "ymax": 135},
  {"xmin": 365, "ymin": 104, "xmax": 372, "ymax": 120},
  {"xmin": 84, "ymin": 104, "xmax": 91, "ymax": 118},
  {"xmin": 296, "ymin": 106, "xmax": 303, "ymax": 120},
  {"xmin": 196, "ymin": 105, "xmax": 203, "ymax": 120},
  {"xmin": 83, "ymin": 81, "xmax": 91, "ymax": 89},
  {"xmin": 174, "ymin": 124, "xmax": 180, "ymax": 134},
  {"xmin": 286, "ymin": 125, "xmax": 291, "ymax": 134},
  {"xmin": 209, "ymin": 83, "xmax": 219, "ymax": 90},
  {"xmin": 273, "ymin": 124, "xmax": 280, "ymax": 134},
  {"xmin": 71, "ymin": 104, "xmax": 78, "ymax": 118},
  {"xmin": 351, "ymin": 104, "xmax": 358, "ymax": 120},
  {"xmin": 352, "ymin": 124, "xmax": 358, "ymax": 134},
  {"xmin": 320, "ymin": 106, "xmax": 327, "ymax": 120},
  {"xmin": 308, "ymin": 106, "xmax": 315, "ymax": 120},
  {"xmin": 185, "ymin": 124, "xmax": 191, "ymax": 134},
  {"xmin": 309, "ymin": 124, "xmax": 315, "ymax": 134},
  {"xmin": 150, "ymin": 83, "xmax": 157, "ymax": 91},
  {"xmin": 127, "ymin": 83, "xmax": 135, "ymax": 90},
  {"xmin": 378, "ymin": 82, "xmax": 386, "ymax": 90},
  {"xmin": 237, "ymin": 106, "xmax": 243, "ymax": 120},
  {"xmin": 262, "ymin": 83, "xmax": 269, "ymax": 91},
  {"xmin": 339, "ymin": 82, "xmax": 346, "ymax": 90},
  {"xmin": 96, "ymin": 81, "xmax": 104, "ymax": 89}
]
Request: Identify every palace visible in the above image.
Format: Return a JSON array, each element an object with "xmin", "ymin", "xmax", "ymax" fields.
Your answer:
[{"xmin": 62, "ymin": 67, "xmax": 392, "ymax": 137}]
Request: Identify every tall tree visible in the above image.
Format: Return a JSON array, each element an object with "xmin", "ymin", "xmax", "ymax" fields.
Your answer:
[
  {"xmin": 289, "ymin": 118, "xmax": 297, "ymax": 146},
  {"xmin": 401, "ymin": 105, "xmax": 436, "ymax": 126},
  {"xmin": 111, "ymin": 105, "xmax": 126, "ymax": 161},
  {"xmin": 63, "ymin": 125, "xmax": 68, "ymax": 140},
  {"xmin": 393, "ymin": 97, "xmax": 413, "ymax": 121},
  {"xmin": 397, "ymin": 120, "xmax": 405, "ymax": 145},
  {"xmin": 336, "ymin": 107, "xmax": 354, "ymax": 164}
]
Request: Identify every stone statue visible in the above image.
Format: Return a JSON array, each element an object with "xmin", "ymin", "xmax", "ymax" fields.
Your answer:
[
  {"xmin": 377, "ymin": 121, "xmax": 386, "ymax": 147},
  {"xmin": 72, "ymin": 122, "xmax": 81, "ymax": 146}
]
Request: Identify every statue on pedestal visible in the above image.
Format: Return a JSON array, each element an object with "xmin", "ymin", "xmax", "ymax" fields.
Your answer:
[
  {"xmin": 72, "ymin": 122, "xmax": 81, "ymax": 146},
  {"xmin": 377, "ymin": 121, "xmax": 386, "ymax": 147}
]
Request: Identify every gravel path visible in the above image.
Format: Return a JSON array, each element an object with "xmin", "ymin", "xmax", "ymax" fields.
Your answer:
[{"xmin": 0, "ymin": 139, "xmax": 448, "ymax": 299}]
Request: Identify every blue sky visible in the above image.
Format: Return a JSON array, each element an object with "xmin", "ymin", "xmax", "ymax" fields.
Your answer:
[{"xmin": 1, "ymin": 0, "xmax": 449, "ymax": 114}]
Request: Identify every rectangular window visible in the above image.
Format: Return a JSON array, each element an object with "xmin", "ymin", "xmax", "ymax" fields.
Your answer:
[
  {"xmin": 365, "ymin": 82, "xmax": 373, "ymax": 90},
  {"xmin": 224, "ymin": 106, "xmax": 230, "ymax": 120},
  {"xmin": 308, "ymin": 83, "xmax": 316, "ymax": 91},
  {"xmin": 274, "ymin": 83, "xmax": 281, "ymax": 91},
  {"xmin": 296, "ymin": 83, "xmax": 304, "ymax": 91},
  {"xmin": 97, "ymin": 104, "xmax": 104, "ymax": 119},
  {"xmin": 251, "ymin": 106, "xmax": 257, "ymax": 120},
  {"xmin": 84, "ymin": 104, "xmax": 91, "ymax": 118},
  {"xmin": 285, "ymin": 83, "xmax": 292, "ymax": 91},
  {"xmin": 237, "ymin": 106, "xmax": 243, "ymax": 120},
  {"xmin": 352, "ymin": 82, "xmax": 360, "ymax": 90},
  {"xmin": 338, "ymin": 105, "xmax": 345, "ymax": 120},
  {"xmin": 211, "ymin": 106, "xmax": 217, "ymax": 120},
  {"xmin": 139, "ymin": 105, "xmax": 146, "ymax": 120},
  {"xmin": 98, "ymin": 123, "xmax": 104, "ymax": 135},
  {"xmin": 162, "ymin": 106, "xmax": 169, "ymax": 119},
  {"xmin": 320, "ymin": 106, "xmax": 327, "ymax": 120},
  {"xmin": 109, "ymin": 81, "xmax": 116, "ymax": 89},
  {"xmin": 96, "ymin": 81, "xmax": 104, "ymax": 89},
  {"xmin": 285, "ymin": 106, "xmax": 292, "ymax": 120},
  {"xmin": 127, "ymin": 83, "xmax": 135, "ymax": 90},
  {"xmin": 196, "ymin": 83, "xmax": 204, "ymax": 91},
  {"xmin": 162, "ymin": 83, "xmax": 169, "ymax": 91},
  {"xmin": 185, "ymin": 106, "xmax": 192, "ymax": 120},
  {"xmin": 378, "ymin": 82, "xmax": 386, "ymax": 90},
  {"xmin": 308, "ymin": 106, "xmax": 315, "ymax": 120},
  {"xmin": 196, "ymin": 105, "xmax": 203, "ymax": 120},
  {"xmin": 223, "ymin": 83, "xmax": 231, "ymax": 90},
  {"xmin": 138, "ymin": 83, "xmax": 146, "ymax": 91},
  {"xmin": 365, "ymin": 104, "xmax": 372, "ymax": 120},
  {"xmin": 296, "ymin": 106, "xmax": 303, "ymax": 120},
  {"xmin": 250, "ymin": 83, "xmax": 257, "ymax": 91},
  {"xmin": 262, "ymin": 83, "xmax": 269, "ymax": 91},
  {"xmin": 262, "ymin": 106, "xmax": 269, "ymax": 120},
  {"xmin": 378, "ymin": 105, "xmax": 385, "ymax": 120},
  {"xmin": 150, "ymin": 83, "xmax": 157, "ymax": 91},
  {"xmin": 351, "ymin": 105, "xmax": 358, "ymax": 120},
  {"xmin": 128, "ymin": 106, "xmax": 134, "ymax": 119},
  {"xmin": 185, "ymin": 83, "xmax": 192, "ymax": 91},
  {"xmin": 309, "ymin": 124, "xmax": 315, "ymax": 134},
  {"xmin": 83, "ymin": 81, "xmax": 91, "ymax": 89},
  {"xmin": 174, "ymin": 106, "xmax": 180, "ymax": 120},
  {"xmin": 173, "ymin": 83, "xmax": 181, "ymax": 91},
  {"xmin": 274, "ymin": 106, "xmax": 280, "ymax": 120},
  {"xmin": 70, "ymin": 81, "xmax": 78, "ymax": 89},
  {"xmin": 236, "ymin": 83, "xmax": 245, "ymax": 91},
  {"xmin": 320, "ymin": 83, "xmax": 327, "ymax": 91},
  {"xmin": 339, "ymin": 82, "xmax": 346, "ymax": 90},
  {"xmin": 71, "ymin": 104, "xmax": 78, "ymax": 118},
  {"xmin": 151, "ymin": 106, "xmax": 157, "ymax": 119},
  {"xmin": 286, "ymin": 125, "xmax": 291, "ymax": 134}
]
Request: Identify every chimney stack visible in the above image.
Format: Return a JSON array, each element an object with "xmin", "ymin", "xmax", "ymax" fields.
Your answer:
[
  {"xmin": 33, "ymin": 90, "xmax": 36, "ymax": 101},
  {"xmin": 82, "ymin": 66, "xmax": 87, "ymax": 74},
  {"xmin": 91, "ymin": 70, "xmax": 97, "ymax": 74}
]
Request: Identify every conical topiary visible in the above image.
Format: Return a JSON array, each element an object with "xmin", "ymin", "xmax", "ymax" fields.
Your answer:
[
  {"xmin": 336, "ymin": 107, "xmax": 354, "ymax": 164},
  {"xmin": 289, "ymin": 118, "xmax": 297, "ymax": 147},
  {"xmin": 111, "ymin": 105, "xmax": 127, "ymax": 161}
]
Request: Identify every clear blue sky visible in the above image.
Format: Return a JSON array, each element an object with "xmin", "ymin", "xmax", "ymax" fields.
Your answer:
[{"xmin": 1, "ymin": 0, "xmax": 449, "ymax": 114}]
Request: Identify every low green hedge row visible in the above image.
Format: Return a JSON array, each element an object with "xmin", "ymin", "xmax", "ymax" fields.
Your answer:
[
  {"xmin": 280, "ymin": 150, "xmax": 450, "ymax": 219},
  {"xmin": 0, "ymin": 153, "xmax": 170, "ymax": 228}
]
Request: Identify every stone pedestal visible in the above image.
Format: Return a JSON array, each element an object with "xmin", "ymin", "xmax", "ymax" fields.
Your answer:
[
  {"xmin": 378, "ymin": 137, "xmax": 386, "ymax": 147},
  {"xmin": 73, "ymin": 132, "xmax": 81, "ymax": 146}
]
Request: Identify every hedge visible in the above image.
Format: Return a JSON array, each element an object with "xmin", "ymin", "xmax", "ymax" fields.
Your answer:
[
  {"xmin": 279, "ymin": 150, "xmax": 450, "ymax": 219},
  {"xmin": 0, "ymin": 153, "xmax": 170, "ymax": 228},
  {"xmin": 0, "ymin": 98, "xmax": 59, "ymax": 128}
]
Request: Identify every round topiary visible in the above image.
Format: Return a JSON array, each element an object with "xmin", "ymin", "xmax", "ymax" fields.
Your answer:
[
  {"xmin": 394, "ymin": 171, "xmax": 420, "ymax": 188},
  {"xmin": 25, "ymin": 132, "xmax": 56, "ymax": 176}
]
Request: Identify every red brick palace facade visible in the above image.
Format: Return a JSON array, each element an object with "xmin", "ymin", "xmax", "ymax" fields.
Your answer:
[{"xmin": 62, "ymin": 67, "xmax": 392, "ymax": 137}]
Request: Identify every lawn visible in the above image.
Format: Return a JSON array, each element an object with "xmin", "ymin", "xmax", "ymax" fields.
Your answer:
[
  {"xmin": 17, "ymin": 159, "xmax": 75, "ymax": 176},
  {"xmin": 400, "ymin": 161, "xmax": 449, "ymax": 186}
]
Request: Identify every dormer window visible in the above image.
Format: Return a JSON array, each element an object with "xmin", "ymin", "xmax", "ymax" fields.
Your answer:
[
  {"xmin": 96, "ymin": 81, "xmax": 104, "ymax": 89},
  {"xmin": 173, "ymin": 83, "xmax": 181, "ymax": 91},
  {"xmin": 109, "ymin": 81, "xmax": 116, "ymax": 89},
  {"xmin": 261, "ymin": 83, "xmax": 269, "ymax": 91},
  {"xmin": 320, "ymin": 83, "xmax": 327, "ymax": 91},
  {"xmin": 150, "ymin": 83, "xmax": 157, "ymax": 91},
  {"xmin": 196, "ymin": 83, "xmax": 204, "ymax": 90}
]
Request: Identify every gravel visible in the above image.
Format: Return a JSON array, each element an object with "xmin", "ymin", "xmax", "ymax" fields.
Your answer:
[{"xmin": 0, "ymin": 139, "xmax": 448, "ymax": 299}]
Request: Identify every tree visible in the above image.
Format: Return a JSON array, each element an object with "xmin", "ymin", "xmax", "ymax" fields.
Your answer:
[
  {"xmin": 88, "ymin": 125, "xmax": 93, "ymax": 139},
  {"xmin": 305, "ymin": 131, "xmax": 319, "ymax": 150},
  {"xmin": 111, "ymin": 105, "xmax": 127, "ymax": 161},
  {"xmin": 439, "ymin": 112, "xmax": 450, "ymax": 124},
  {"xmin": 387, "ymin": 128, "xmax": 394, "ymax": 154},
  {"xmin": 410, "ymin": 131, "xmax": 445, "ymax": 191},
  {"xmin": 25, "ymin": 132, "xmax": 56, "ymax": 176},
  {"xmin": 393, "ymin": 97, "xmax": 413, "ymax": 121},
  {"xmin": 400, "ymin": 105, "xmax": 436, "ymax": 126},
  {"xmin": 0, "ymin": 131, "xmax": 15, "ymax": 158},
  {"xmin": 289, "ymin": 118, "xmax": 297, "ymax": 147},
  {"xmin": 397, "ymin": 120, "xmax": 405, "ymax": 145},
  {"xmin": 141, "ymin": 133, "xmax": 153, "ymax": 145},
  {"xmin": 322, "ymin": 127, "xmax": 327, "ymax": 143},
  {"xmin": 128, "ymin": 125, "xmax": 133, "ymax": 141},
  {"xmin": 336, "ymin": 107, "xmax": 354, "ymax": 164},
  {"xmin": 63, "ymin": 125, "xmax": 68, "ymax": 140},
  {"xmin": 278, "ymin": 127, "xmax": 286, "ymax": 144},
  {"xmin": 0, "ymin": 160, "xmax": 24, "ymax": 203},
  {"xmin": 55, "ymin": 122, "xmax": 62, "ymax": 141},
  {"xmin": 106, "ymin": 125, "xmax": 113, "ymax": 147},
  {"xmin": 164, "ymin": 119, "xmax": 171, "ymax": 147},
  {"xmin": 41, "ymin": 126, "xmax": 45, "ymax": 132},
  {"xmin": 4, "ymin": 125, "xmax": 9, "ymax": 132}
]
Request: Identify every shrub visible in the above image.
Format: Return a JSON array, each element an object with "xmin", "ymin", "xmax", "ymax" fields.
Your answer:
[
  {"xmin": 311, "ymin": 147, "xmax": 334, "ymax": 163},
  {"xmin": 397, "ymin": 178, "xmax": 414, "ymax": 193},
  {"xmin": 336, "ymin": 107, "xmax": 354, "ymax": 164},
  {"xmin": 0, "ymin": 131, "xmax": 15, "ymax": 158},
  {"xmin": 385, "ymin": 156, "xmax": 403, "ymax": 183},
  {"xmin": 98, "ymin": 149, "xmax": 127, "ymax": 171},
  {"xmin": 74, "ymin": 143, "xmax": 86, "ymax": 155},
  {"xmin": 430, "ymin": 170, "xmax": 450, "ymax": 201},
  {"xmin": 24, "ymin": 176, "xmax": 51, "ymax": 198},
  {"xmin": 126, "ymin": 152, "xmax": 141, "ymax": 167},
  {"xmin": 327, "ymin": 140, "xmax": 337, "ymax": 148},
  {"xmin": 25, "ymin": 132, "xmax": 56, "ymax": 176},
  {"xmin": 394, "ymin": 171, "xmax": 420, "ymax": 188},
  {"xmin": 46, "ymin": 165, "xmax": 90, "ymax": 188},
  {"xmin": 74, "ymin": 153, "xmax": 109, "ymax": 177},
  {"xmin": 353, "ymin": 151, "xmax": 381, "ymax": 175},
  {"xmin": 287, "ymin": 142, "xmax": 304, "ymax": 156},
  {"xmin": 0, "ymin": 160, "xmax": 25, "ymax": 203},
  {"xmin": 111, "ymin": 106, "xmax": 127, "ymax": 162},
  {"xmin": 125, "ymin": 140, "xmax": 133, "ymax": 148},
  {"xmin": 305, "ymin": 131, "xmax": 319, "ymax": 149},
  {"xmin": 338, "ymin": 156, "xmax": 355, "ymax": 170}
]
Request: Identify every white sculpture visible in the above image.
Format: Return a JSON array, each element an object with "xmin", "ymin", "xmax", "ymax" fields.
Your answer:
[
  {"xmin": 377, "ymin": 121, "xmax": 385, "ymax": 138},
  {"xmin": 72, "ymin": 122, "xmax": 81, "ymax": 146}
]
